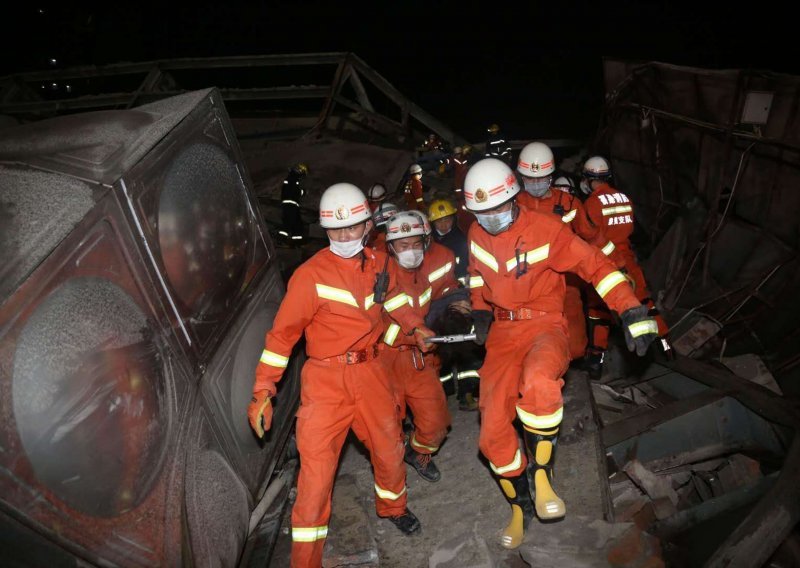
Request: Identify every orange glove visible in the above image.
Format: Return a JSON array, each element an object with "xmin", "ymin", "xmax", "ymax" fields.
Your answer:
[
  {"xmin": 248, "ymin": 391, "xmax": 273, "ymax": 438},
  {"xmin": 413, "ymin": 326, "xmax": 437, "ymax": 353}
]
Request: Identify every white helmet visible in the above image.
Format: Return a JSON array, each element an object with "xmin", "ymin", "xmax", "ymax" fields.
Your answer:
[
  {"xmin": 415, "ymin": 210, "xmax": 433, "ymax": 236},
  {"xmin": 517, "ymin": 142, "xmax": 555, "ymax": 178},
  {"xmin": 372, "ymin": 202, "xmax": 400, "ymax": 229},
  {"xmin": 319, "ymin": 183, "xmax": 371, "ymax": 229},
  {"xmin": 582, "ymin": 156, "xmax": 611, "ymax": 180},
  {"xmin": 409, "ymin": 163, "xmax": 423, "ymax": 175},
  {"xmin": 385, "ymin": 211, "xmax": 427, "ymax": 242},
  {"xmin": 368, "ymin": 183, "xmax": 387, "ymax": 201},
  {"xmin": 553, "ymin": 176, "xmax": 575, "ymax": 191},
  {"xmin": 464, "ymin": 158, "xmax": 520, "ymax": 212}
]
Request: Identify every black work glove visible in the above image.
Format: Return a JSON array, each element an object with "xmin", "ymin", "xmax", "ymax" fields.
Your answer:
[
  {"xmin": 471, "ymin": 310, "xmax": 493, "ymax": 346},
  {"xmin": 620, "ymin": 305, "xmax": 658, "ymax": 356}
]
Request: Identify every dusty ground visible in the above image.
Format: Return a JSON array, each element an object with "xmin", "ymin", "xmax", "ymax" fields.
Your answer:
[{"xmin": 268, "ymin": 368, "xmax": 608, "ymax": 567}]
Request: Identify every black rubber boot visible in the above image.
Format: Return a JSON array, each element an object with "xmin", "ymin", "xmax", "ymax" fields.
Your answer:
[
  {"xmin": 386, "ymin": 508, "xmax": 421, "ymax": 535},
  {"xmin": 523, "ymin": 427, "xmax": 565, "ymax": 520},
  {"xmin": 404, "ymin": 444, "xmax": 441, "ymax": 482},
  {"xmin": 495, "ymin": 472, "xmax": 535, "ymax": 549},
  {"xmin": 585, "ymin": 350, "xmax": 604, "ymax": 380}
]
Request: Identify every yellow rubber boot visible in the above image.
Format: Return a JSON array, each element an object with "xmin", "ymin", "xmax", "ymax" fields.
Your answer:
[
  {"xmin": 497, "ymin": 474, "xmax": 534, "ymax": 549},
  {"xmin": 533, "ymin": 440, "xmax": 566, "ymax": 520}
]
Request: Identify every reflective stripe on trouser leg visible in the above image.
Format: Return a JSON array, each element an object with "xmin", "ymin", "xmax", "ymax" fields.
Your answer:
[
  {"xmin": 391, "ymin": 348, "xmax": 451, "ymax": 454},
  {"xmin": 348, "ymin": 358, "xmax": 407, "ymax": 518},
  {"xmin": 477, "ymin": 323, "xmax": 532, "ymax": 478},
  {"xmin": 291, "ymin": 360, "xmax": 355, "ymax": 568}
]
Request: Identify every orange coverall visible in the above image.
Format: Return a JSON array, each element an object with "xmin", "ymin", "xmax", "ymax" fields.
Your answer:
[
  {"xmin": 404, "ymin": 177, "xmax": 425, "ymax": 211},
  {"xmin": 252, "ymin": 247, "xmax": 425, "ymax": 567},
  {"xmin": 367, "ymin": 230, "xmax": 387, "ymax": 253},
  {"xmin": 468, "ymin": 207, "xmax": 640, "ymax": 478},
  {"xmin": 382, "ymin": 242, "xmax": 456, "ymax": 455},
  {"xmin": 582, "ymin": 183, "xmax": 669, "ymax": 353},
  {"xmin": 516, "ymin": 189, "xmax": 593, "ymax": 359}
]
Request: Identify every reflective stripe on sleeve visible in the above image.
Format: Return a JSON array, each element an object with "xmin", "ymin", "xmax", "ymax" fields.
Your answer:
[
  {"xmin": 364, "ymin": 294, "xmax": 375, "ymax": 310},
  {"xmin": 316, "ymin": 283, "xmax": 358, "ymax": 307},
  {"xmin": 595, "ymin": 271, "xmax": 628, "ymax": 298},
  {"xmin": 419, "ymin": 287, "xmax": 432, "ymax": 307},
  {"xmin": 384, "ymin": 293, "xmax": 411, "ymax": 312},
  {"xmin": 602, "ymin": 205, "xmax": 633, "ymax": 216},
  {"xmin": 601, "ymin": 241, "xmax": 616, "ymax": 256},
  {"xmin": 292, "ymin": 526, "xmax": 328, "ymax": 542},
  {"xmin": 489, "ymin": 448, "xmax": 522, "ymax": 475},
  {"xmin": 468, "ymin": 275, "xmax": 485, "ymax": 288},
  {"xmin": 260, "ymin": 350, "xmax": 289, "ymax": 368},
  {"xmin": 561, "ymin": 209, "xmax": 577, "ymax": 223},
  {"xmin": 628, "ymin": 320, "xmax": 658, "ymax": 338},
  {"xmin": 384, "ymin": 323, "xmax": 401, "ymax": 346},
  {"xmin": 374, "ymin": 484, "xmax": 407, "ymax": 500},
  {"xmin": 439, "ymin": 373, "xmax": 453, "ymax": 383},
  {"xmin": 470, "ymin": 241, "xmax": 499, "ymax": 272},
  {"xmin": 506, "ymin": 244, "xmax": 550, "ymax": 272},
  {"xmin": 428, "ymin": 262, "xmax": 453, "ymax": 283},
  {"xmin": 516, "ymin": 406, "xmax": 563, "ymax": 429}
]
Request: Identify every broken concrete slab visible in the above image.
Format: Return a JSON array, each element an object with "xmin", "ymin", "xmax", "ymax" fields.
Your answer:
[
  {"xmin": 671, "ymin": 315, "xmax": 721, "ymax": 357},
  {"xmin": 623, "ymin": 460, "xmax": 678, "ymax": 519},
  {"xmin": 428, "ymin": 530, "xmax": 495, "ymax": 568},
  {"xmin": 721, "ymin": 354, "xmax": 782, "ymax": 395},
  {"xmin": 518, "ymin": 516, "xmax": 664, "ymax": 568}
]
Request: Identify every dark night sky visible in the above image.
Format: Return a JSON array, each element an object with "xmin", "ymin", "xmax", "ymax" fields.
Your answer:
[{"xmin": 2, "ymin": 1, "xmax": 797, "ymax": 142}]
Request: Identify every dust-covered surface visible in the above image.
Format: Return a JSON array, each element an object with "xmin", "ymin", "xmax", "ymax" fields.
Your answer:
[
  {"xmin": 12, "ymin": 277, "xmax": 166, "ymax": 517},
  {"xmin": 268, "ymin": 369, "xmax": 606, "ymax": 567},
  {"xmin": 0, "ymin": 165, "xmax": 98, "ymax": 305},
  {"xmin": 0, "ymin": 89, "xmax": 213, "ymax": 185}
]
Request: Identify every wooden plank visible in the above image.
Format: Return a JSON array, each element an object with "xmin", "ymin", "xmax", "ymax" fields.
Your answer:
[
  {"xmin": 601, "ymin": 389, "xmax": 727, "ymax": 447},
  {"xmin": 706, "ymin": 437, "xmax": 800, "ymax": 568},
  {"xmin": 664, "ymin": 356, "xmax": 800, "ymax": 429}
]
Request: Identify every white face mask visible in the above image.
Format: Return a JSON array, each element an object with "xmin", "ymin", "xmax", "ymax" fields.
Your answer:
[
  {"xmin": 523, "ymin": 176, "xmax": 551, "ymax": 197},
  {"xmin": 475, "ymin": 209, "xmax": 514, "ymax": 234},
  {"xmin": 580, "ymin": 180, "xmax": 592, "ymax": 195},
  {"xmin": 329, "ymin": 237, "xmax": 364, "ymax": 258},
  {"xmin": 396, "ymin": 249, "xmax": 424, "ymax": 269}
]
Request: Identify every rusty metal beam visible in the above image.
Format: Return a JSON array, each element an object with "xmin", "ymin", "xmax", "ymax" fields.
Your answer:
[
  {"xmin": 1, "ymin": 53, "xmax": 347, "ymax": 83},
  {"xmin": 0, "ymin": 86, "xmax": 331, "ymax": 114},
  {"xmin": 348, "ymin": 54, "xmax": 466, "ymax": 146}
]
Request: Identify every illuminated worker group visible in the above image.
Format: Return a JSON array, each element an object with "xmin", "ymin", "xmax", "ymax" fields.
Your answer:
[{"xmin": 248, "ymin": 129, "xmax": 670, "ymax": 567}]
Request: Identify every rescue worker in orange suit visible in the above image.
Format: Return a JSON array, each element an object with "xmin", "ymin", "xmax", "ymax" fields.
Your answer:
[
  {"xmin": 464, "ymin": 158, "xmax": 658, "ymax": 549},
  {"xmin": 248, "ymin": 183, "xmax": 438, "ymax": 567},
  {"xmin": 367, "ymin": 182, "xmax": 387, "ymax": 213},
  {"xmin": 452, "ymin": 146, "xmax": 469, "ymax": 197},
  {"xmin": 579, "ymin": 156, "xmax": 673, "ymax": 379},
  {"xmin": 484, "ymin": 123, "xmax": 512, "ymax": 165},
  {"xmin": 279, "ymin": 162, "xmax": 309, "ymax": 244},
  {"xmin": 515, "ymin": 142, "xmax": 591, "ymax": 361},
  {"xmin": 382, "ymin": 211, "xmax": 455, "ymax": 482},
  {"xmin": 404, "ymin": 164, "xmax": 426, "ymax": 210},
  {"xmin": 368, "ymin": 201, "xmax": 399, "ymax": 253}
]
